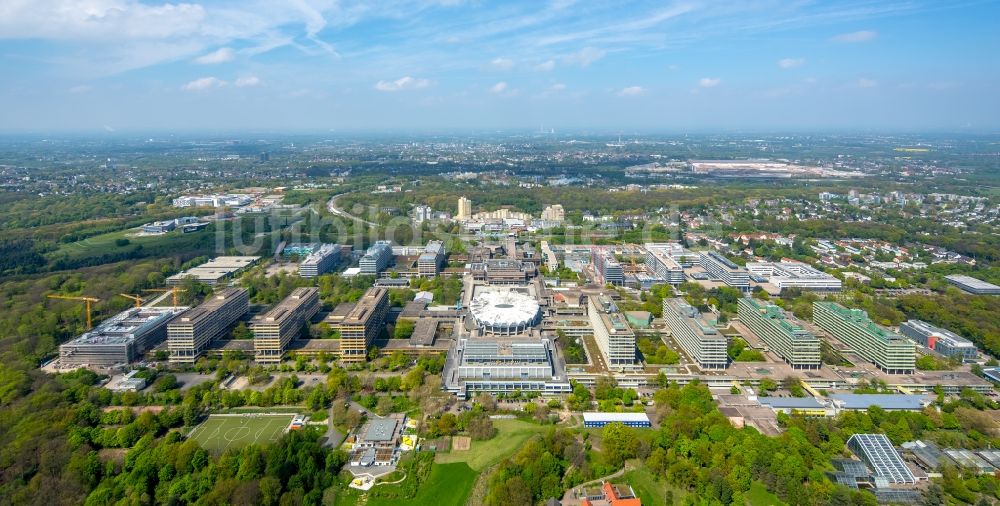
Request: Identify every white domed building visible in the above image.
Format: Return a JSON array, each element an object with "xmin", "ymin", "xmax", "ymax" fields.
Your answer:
[{"xmin": 469, "ymin": 290, "xmax": 540, "ymax": 336}]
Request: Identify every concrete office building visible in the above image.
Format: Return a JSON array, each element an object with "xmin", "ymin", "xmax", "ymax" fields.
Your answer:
[
  {"xmin": 359, "ymin": 241, "xmax": 393, "ymax": 275},
  {"xmin": 443, "ymin": 338, "xmax": 570, "ymax": 398},
  {"xmin": 168, "ymin": 288, "xmax": 249, "ymax": 363},
  {"xmin": 745, "ymin": 262, "xmax": 842, "ymax": 292},
  {"xmin": 644, "ymin": 243, "xmax": 686, "ymax": 285},
  {"xmin": 593, "ymin": 250, "xmax": 624, "ymax": 286},
  {"xmin": 588, "ymin": 294, "xmax": 637, "ymax": 366},
  {"xmin": 59, "ymin": 307, "xmax": 185, "ymax": 367},
  {"xmin": 813, "ymin": 302, "xmax": 915, "ymax": 374},
  {"xmin": 167, "ymin": 256, "xmax": 260, "ymax": 286},
  {"xmin": 335, "ymin": 287, "xmax": 389, "ymax": 363},
  {"xmin": 457, "ymin": 196, "xmax": 472, "ymax": 220},
  {"xmin": 700, "ymin": 251, "xmax": 750, "ymax": 290},
  {"xmin": 945, "ymin": 274, "xmax": 1000, "ymax": 295},
  {"xmin": 298, "ymin": 243, "xmax": 341, "ymax": 278},
  {"xmin": 417, "ymin": 241, "xmax": 446, "ymax": 277},
  {"xmin": 738, "ymin": 297, "xmax": 821, "ymax": 369},
  {"xmin": 540, "ymin": 204, "xmax": 565, "ymax": 221},
  {"xmin": 470, "ymin": 259, "xmax": 535, "ymax": 284},
  {"xmin": 899, "ymin": 320, "xmax": 977, "ymax": 362},
  {"xmin": 253, "ymin": 288, "xmax": 321, "ymax": 364},
  {"xmin": 663, "ymin": 298, "xmax": 728, "ymax": 369}
]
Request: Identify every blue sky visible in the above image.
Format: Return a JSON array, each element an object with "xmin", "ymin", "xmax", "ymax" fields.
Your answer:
[{"xmin": 0, "ymin": 0, "xmax": 998, "ymax": 132}]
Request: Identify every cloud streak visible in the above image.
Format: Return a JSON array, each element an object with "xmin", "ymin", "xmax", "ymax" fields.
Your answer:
[
  {"xmin": 374, "ymin": 76, "xmax": 430, "ymax": 91},
  {"xmin": 777, "ymin": 57, "xmax": 805, "ymax": 69},
  {"xmin": 194, "ymin": 47, "xmax": 235, "ymax": 64},
  {"xmin": 832, "ymin": 30, "xmax": 877, "ymax": 43}
]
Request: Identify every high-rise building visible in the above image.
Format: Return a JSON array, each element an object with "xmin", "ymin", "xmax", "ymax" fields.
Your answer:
[
  {"xmin": 899, "ymin": 320, "xmax": 977, "ymax": 362},
  {"xmin": 593, "ymin": 250, "xmax": 624, "ymax": 286},
  {"xmin": 168, "ymin": 288, "xmax": 249, "ymax": 363},
  {"xmin": 699, "ymin": 251, "xmax": 750, "ymax": 290},
  {"xmin": 540, "ymin": 204, "xmax": 565, "ymax": 221},
  {"xmin": 299, "ymin": 243, "xmax": 341, "ymax": 278},
  {"xmin": 417, "ymin": 241, "xmax": 446, "ymax": 277},
  {"xmin": 813, "ymin": 301, "xmax": 915, "ymax": 374},
  {"xmin": 412, "ymin": 204, "xmax": 433, "ymax": 223},
  {"xmin": 587, "ymin": 294, "xmax": 636, "ymax": 366},
  {"xmin": 662, "ymin": 298, "xmax": 727, "ymax": 369},
  {"xmin": 457, "ymin": 196, "xmax": 472, "ymax": 220},
  {"xmin": 644, "ymin": 243, "xmax": 687, "ymax": 285},
  {"xmin": 359, "ymin": 241, "xmax": 393, "ymax": 275},
  {"xmin": 738, "ymin": 297, "xmax": 820, "ymax": 369},
  {"xmin": 336, "ymin": 287, "xmax": 389, "ymax": 362},
  {"xmin": 253, "ymin": 287, "xmax": 321, "ymax": 364}
]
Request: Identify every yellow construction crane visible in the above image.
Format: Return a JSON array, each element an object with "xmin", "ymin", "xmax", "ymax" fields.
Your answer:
[
  {"xmin": 142, "ymin": 288, "xmax": 187, "ymax": 307},
  {"xmin": 118, "ymin": 293, "xmax": 145, "ymax": 308},
  {"xmin": 47, "ymin": 294, "xmax": 101, "ymax": 329}
]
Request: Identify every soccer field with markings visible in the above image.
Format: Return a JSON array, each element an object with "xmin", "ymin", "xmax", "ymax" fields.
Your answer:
[{"xmin": 188, "ymin": 413, "xmax": 294, "ymax": 452}]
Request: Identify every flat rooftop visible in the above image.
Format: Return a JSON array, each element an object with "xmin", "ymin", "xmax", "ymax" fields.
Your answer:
[
  {"xmin": 62, "ymin": 307, "xmax": 184, "ymax": 346},
  {"xmin": 363, "ymin": 418, "xmax": 398, "ymax": 442},
  {"xmin": 945, "ymin": 274, "xmax": 1000, "ymax": 290}
]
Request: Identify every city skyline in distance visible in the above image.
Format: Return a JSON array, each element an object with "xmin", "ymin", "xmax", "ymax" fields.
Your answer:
[{"xmin": 0, "ymin": 0, "xmax": 998, "ymax": 133}]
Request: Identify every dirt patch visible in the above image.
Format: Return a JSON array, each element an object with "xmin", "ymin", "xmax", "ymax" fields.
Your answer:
[{"xmin": 452, "ymin": 435, "xmax": 471, "ymax": 451}]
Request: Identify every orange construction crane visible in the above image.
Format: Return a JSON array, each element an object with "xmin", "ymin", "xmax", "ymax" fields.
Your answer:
[
  {"xmin": 142, "ymin": 288, "xmax": 187, "ymax": 307},
  {"xmin": 118, "ymin": 293, "xmax": 145, "ymax": 308},
  {"xmin": 47, "ymin": 294, "xmax": 101, "ymax": 329}
]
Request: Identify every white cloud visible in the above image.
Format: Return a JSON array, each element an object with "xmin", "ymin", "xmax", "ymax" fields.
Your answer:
[
  {"xmin": 563, "ymin": 47, "xmax": 605, "ymax": 67},
  {"xmin": 490, "ymin": 81, "xmax": 508, "ymax": 93},
  {"xmin": 617, "ymin": 86, "xmax": 644, "ymax": 97},
  {"xmin": 832, "ymin": 30, "xmax": 877, "ymax": 43},
  {"xmin": 374, "ymin": 76, "xmax": 430, "ymax": 92},
  {"xmin": 698, "ymin": 77, "xmax": 721, "ymax": 88},
  {"xmin": 549, "ymin": 83, "xmax": 566, "ymax": 91},
  {"xmin": 182, "ymin": 76, "xmax": 225, "ymax": 91},
  {"xmin": 855, "ymin": 78, "xmax": 878, "ymax": 88},
  {"xmin": 235, "ymin": 76, "xmax": 261, "ymax": 87},
  {"xmin": 194, "ymin": 47, "xmax": 235, "ymax": 64},
  {"xmin": 533, "ymin": 60, "xmax": 555, "ymax": 71},
  {"xmin": 777, "ymin": 57, "xmax": 805, "ymax": 69},
  {"xmin": 489, "ymin": 57, "xmax": 514, "ymax": 70}
]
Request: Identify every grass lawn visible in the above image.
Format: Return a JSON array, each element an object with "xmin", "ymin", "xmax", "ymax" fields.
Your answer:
[
  {"xmin": 48, "ymin": 225, "xmax": 215, "ymax": 264},
  {"xmin": 746, "ymin": 481, "xmax": 787, "ymax": 506},
  {"xmin": 187, "ymin": 413, "xmax": 293, "ymax": 453},
  {"xmin": 622, "ymin": 467, "xmax": 686, "ymax": 506},
  {"xmin": 434, "ymin": 419, "xmax": 548, "ymax": 471},
  {"xmin": 365, "ymin": 462, "xmax": 476, "ymax": 506}
]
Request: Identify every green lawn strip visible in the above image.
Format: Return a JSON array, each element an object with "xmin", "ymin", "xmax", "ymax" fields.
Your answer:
[
  {"xmin": 746, "ymin": 480, "xmax": 787, "ymax": 506},
  {"xmin": 366, "ymin": 462, "xmax": 476, "ymax": 506},
  {"xmin": 434, "ymin": 419, "xmax": 549, "ymax": 471},
  {"xmin": 621, "ymin": 467, "xmax": 687, "ymax": 506}
]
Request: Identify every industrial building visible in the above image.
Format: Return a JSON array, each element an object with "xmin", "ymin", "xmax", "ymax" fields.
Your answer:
[
  {"xmin": 417, "ymin": 240, "xmax": 446, "ymax": 277},
  {"xmin": 699, "ymin": 251, "xmax": 750, "ymax": 290},
  {"xmin": 846, "ymin": 434, "xmax": 917, "ymax": 485},
  {"xmin": 587, "ymin": 294, "xmax": 637, "ymax": 367},
  {"xmin": 58, "ymin": 307, "xmax": 185, "ymax": 367},
  {"xmin": 168, "ymin": 288, "xmax": 249, "ymax": 363},
  {"xmin": 745, "ymin": 261, "xmax": 842, "ymax": 292},
  {"xmin": 662, "ymin": 298, "xmax": 728, "ymax": 369},
  {"xmin": 593, "ymin": 250, "xmax": 624, "ymax": 286},
  {"xmin": 167, "ymin": 256, "xmax": 260, "ymax": 286},
  {"xmin": 443, "ymin": 338, "xmax": 570, "ymax": 398},
  {"xmin": 737, "ymin": 297, "xmax": 820, "ymax": 369},
  {"xmin": 298, "ymin": 243, "xmax": 341, "ymax": 278},
  {"xmin": 253, "ymin": 288, "xmax": 321, "ymax": 364},
  {"xmin": 359, "ymin": 241, "xmax": 393, "ymax": 275},
  {"xmin": 643, "ymin": 243, "xmax": 687, "ymax": 285},
  {"xmin": 899, "ymin": 320, "xmax": 977, "ymax": 361},
  {"xmin": 813, "ymin": 302, "xmax": 915, "ymax": 374},
  {"xmin": 581, "ymin": 412, "xmax": 651, "ymax": 428},
  {"xmin": 944, "ymin": 274, "xmax": 1000, "ymax": 295},
  {"xmin": 334, "ymin": 287, "xmax": 389, "ymax": 363}
]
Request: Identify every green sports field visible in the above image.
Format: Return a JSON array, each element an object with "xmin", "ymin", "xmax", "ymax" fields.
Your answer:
[{"xmin": 188, "ymin": 413, "xmax": 294, "ymax": 452}]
